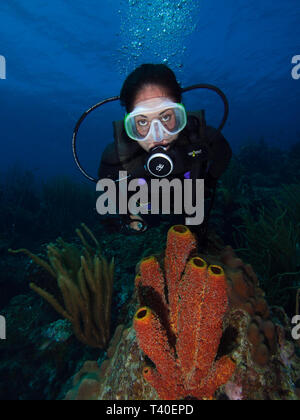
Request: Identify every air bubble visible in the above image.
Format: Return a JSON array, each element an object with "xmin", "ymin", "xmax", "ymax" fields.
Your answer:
[{"xmin": 116, "ymin": 0, "xmax": 200, "ymax": 75}]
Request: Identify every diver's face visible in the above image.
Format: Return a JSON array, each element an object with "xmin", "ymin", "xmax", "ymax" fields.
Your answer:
[{"xmin": 132, "ymin": 85, "xmax": 179, "ymax": 152}]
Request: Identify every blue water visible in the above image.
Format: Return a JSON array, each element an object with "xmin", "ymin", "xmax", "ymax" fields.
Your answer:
[{"xmin": 0, "ymin": 0, "xmax": 299, "ymax": 181}]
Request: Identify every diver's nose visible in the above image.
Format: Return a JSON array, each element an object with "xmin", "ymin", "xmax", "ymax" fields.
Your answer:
[{"xmin": 152, "ymin": 120, "xmax": 164, "ymax": 142}]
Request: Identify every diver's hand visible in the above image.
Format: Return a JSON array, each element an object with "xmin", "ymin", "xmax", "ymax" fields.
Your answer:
[{"xmin": 128, "ymin": 214, "xmax": 146, "ymax": 231}]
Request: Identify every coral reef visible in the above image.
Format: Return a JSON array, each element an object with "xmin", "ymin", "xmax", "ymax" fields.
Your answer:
[
  {"xmin": 64, "ymin": 324, "xmax": 157, "ymax": 400},
  {"xmin": 9, "ymin": 224, "xmax": 114, "ymax": 349},
  {"xmin": 64, "ymin": 226, "xmax": 300, "ymax": 400},
  {"xmin": 3, "ymin": 141, "xmax": 300, "ymax": 400}
]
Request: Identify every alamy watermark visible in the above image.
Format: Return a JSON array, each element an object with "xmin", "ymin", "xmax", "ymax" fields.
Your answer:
[
  {"xmin": 291, "ymin": 315, "xmax": 300, "ymax": 340},
  {"xmin": 291, "ymin": 55, "xmax": 300, "ymax": 80},
  {"xmin": 96, "ymin": 171, "xmax": 204, "ymax": 225},
  {"xmin": 0, "ymin": 55, "xmax": 6, "ymax": 79},
  {"xmin": 0, "ymin": 315, "xmax": 6, "ymax": 340}
]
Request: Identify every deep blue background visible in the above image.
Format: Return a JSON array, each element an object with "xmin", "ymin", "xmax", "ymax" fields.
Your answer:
[{"xmin": 0, "ymin": 0, "xmax": 299, "ymax": 182}]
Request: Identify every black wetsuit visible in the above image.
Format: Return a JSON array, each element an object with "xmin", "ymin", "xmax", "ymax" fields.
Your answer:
[{"xmin": 98, "ymin": 113, "xmax": 232, "ymax": 231}]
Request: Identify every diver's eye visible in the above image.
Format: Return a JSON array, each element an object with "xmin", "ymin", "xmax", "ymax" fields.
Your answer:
[
  {"xmin": 160, "ymin": 113, "xmax": 171, "ymax": 122},
  {"xmin": 137, "ymin": 119, "xmax": 149, "ymax": 127}
]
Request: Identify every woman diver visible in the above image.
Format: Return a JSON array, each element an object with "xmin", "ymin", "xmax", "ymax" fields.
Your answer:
[
  {"xmin": 97, "ymin": 64, "xmax": 232, "ymax": 240},
  {"xmin": 73, "ymin": 63, "xmax": 232, "ymax": 244}
]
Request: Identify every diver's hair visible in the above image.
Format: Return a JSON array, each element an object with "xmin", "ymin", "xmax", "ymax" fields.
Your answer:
[{"xmin": 120, "ymin": 64, "xmax": 182, "ymax": 112}]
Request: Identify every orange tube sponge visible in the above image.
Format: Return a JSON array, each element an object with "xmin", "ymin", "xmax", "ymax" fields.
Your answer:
[
  {"xmin": 176, "ymin": 257, "xmax": 208, "ymax": 379},
  {"xmin": 143, "ymin": 366, "xmax": 183, "ymax": 400},
  {"xmin": 137, "ymin": 256, "xmax": 167, "ymax": 308},
  {"xmin": 193, "ymin": 356, "xmax": 236, "ymax": 400},
  {"xmin": 164, "ymin": 225, "xmax": 196, "ymax": 284},
  {"xmin": 164, "ymin": 225, "xmax": 196, "ymax": 335},
  {"xmin": 193, "ymin": 265, "xmax": 228, "ymax": 383},
  {"xmin": 133, "ymin": 307, "xmax": 178, "ymax": 381},
  {"xmin": 133, "ymin": 226, "xmax": 235, "ymax": 400}
]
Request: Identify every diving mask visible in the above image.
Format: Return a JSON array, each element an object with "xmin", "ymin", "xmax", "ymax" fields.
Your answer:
[{"xmin": 124, "ymin": 98, "xmax": 187, "ymax": 142}]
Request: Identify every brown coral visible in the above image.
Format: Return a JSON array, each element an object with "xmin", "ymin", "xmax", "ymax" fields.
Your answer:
[{"xmin": 10, "ymin": 224, "xmax": 114, "ymax": 349}]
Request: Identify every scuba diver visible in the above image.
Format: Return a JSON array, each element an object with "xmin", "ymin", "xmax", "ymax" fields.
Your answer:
[{"xmin": 73, "ymin": 64, "xmax": 232, "ymax": 246}]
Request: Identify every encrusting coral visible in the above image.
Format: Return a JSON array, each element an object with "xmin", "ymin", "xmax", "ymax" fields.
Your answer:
[
  {"xmin": 9, "ymin": 223, "xmax": 114, "ymax": 349},
  {"xmin": 133, "ymin": 225, "xmax": 235, "ymax": 400}
]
